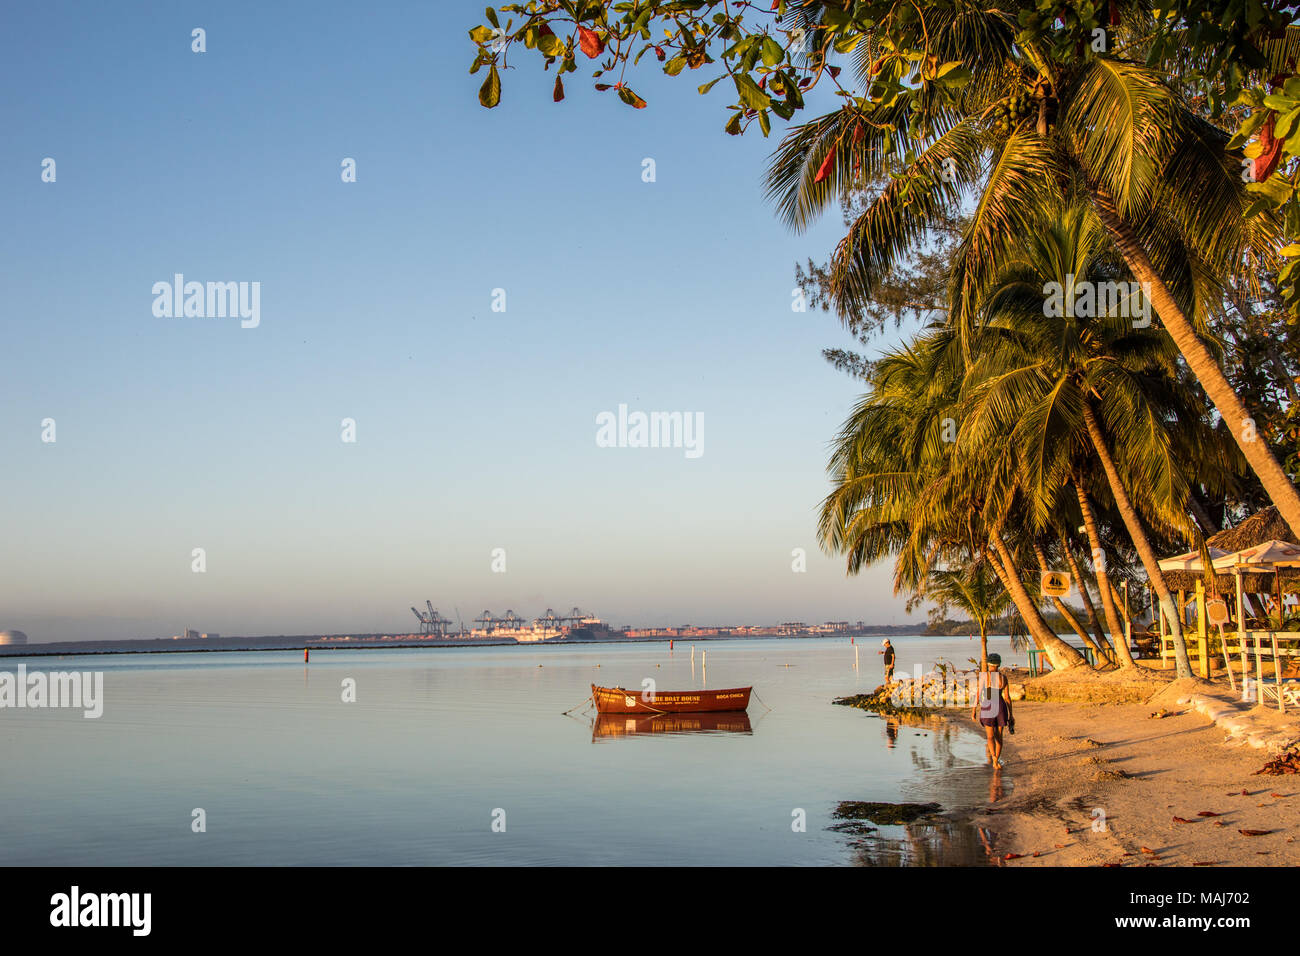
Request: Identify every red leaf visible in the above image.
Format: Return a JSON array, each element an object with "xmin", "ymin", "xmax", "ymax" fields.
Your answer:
[
  {"xmin": 1003, "ymin": 852, "xmax": 1022, "ymax": 860},
  {"xmin": 814, "ymin": 145, "xmax": 836, "ymax": 184},
  {"xmin": 1255, "ymin": 112, "xmax": 1284, "ymax": 182},
  {"xmin": 1196, "ymin": 811, "xmax": 1222, "ymax": 817},
  {"xmin": 1172, "ymin": 816, "xmax": 1194, "ymax": 824},
  {"xmin": 578, "ymin": 26, "xmax": 605, "ymax": 59},
  {"xmin": 1239, "ymin": 829, "xmax": 1271, "ymax": 836}
]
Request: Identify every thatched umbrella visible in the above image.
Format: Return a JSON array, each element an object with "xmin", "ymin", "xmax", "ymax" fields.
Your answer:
[
  {"xmin": 1159, "ymin": 507, "xmax": 1300, "ymax": 594},
  {"xmin": 1156, "ymin": 507, "xmax": 1300, "ymax": 688},
  {"xmin": 1207, "ymin": 506, "xmax": 1298, "ymax": 551}
]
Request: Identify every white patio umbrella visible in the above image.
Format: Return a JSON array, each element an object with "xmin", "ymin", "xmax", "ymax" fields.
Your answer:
[{"xmin": 1156, "ymin": 546, "xmax": 1229, "ymax": 573}]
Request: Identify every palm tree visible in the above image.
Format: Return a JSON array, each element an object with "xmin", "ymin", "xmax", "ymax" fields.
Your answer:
[
  {"xmin": 766, "ymin": 2, "xmax": 1300, "ymax": 540},
  {"xmin": 818, "ymin": 325, "xmax": 1089, "ymax": 670},
  {"xmin": 925, "ymin": 558, "xmax": 1013, "ymax": 673},
  {"xmin": 956, "ymin": 205, "xmax": 1247, "ymax": 676}
]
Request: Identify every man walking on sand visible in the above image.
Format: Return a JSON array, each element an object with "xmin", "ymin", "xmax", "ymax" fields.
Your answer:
[
  {"xmin": 880, "ymin": 639, "xmax": 895, "ymax": 684},
  {"xmin": 972, "ymin": 653, "xmax": 1014, "ymax": 768}
]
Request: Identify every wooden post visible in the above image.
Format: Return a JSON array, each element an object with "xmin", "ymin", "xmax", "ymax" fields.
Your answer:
[
  {"xmin": 1195, "ymin": 580, "xmax": 1209, "ymax": 679},
  {"xmin": 1121, "ymin": 580, "xmax": 1131, "ymax": 663},
  {"xmin": 1254, "ymin": 633, "xmax": 1265, "ymax": 706},
  {"xmin": 1234, "ymin": 568, "xmax": 1246, "ymax": 693},
  {"xmin": 1159, "ymin": 596, "xmax": 1168, "ymax": 668},
  {"xmin": 1273, "ymin": 635, "xmax": 1285, "ymax": 713}
]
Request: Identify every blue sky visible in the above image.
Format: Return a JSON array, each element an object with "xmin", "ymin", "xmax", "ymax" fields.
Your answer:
[{"xmin": 0, "ymin": 1, "xmax": 915, "ymax": 641}]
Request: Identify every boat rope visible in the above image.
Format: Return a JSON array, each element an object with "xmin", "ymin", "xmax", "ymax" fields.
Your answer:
[
  {"xmin": 561, "ymin": 695, "xmax": 594, "ymax": 716},
  {"xmin": 750, "ymin": 689, "xmax": 773, "ymax": 713}
]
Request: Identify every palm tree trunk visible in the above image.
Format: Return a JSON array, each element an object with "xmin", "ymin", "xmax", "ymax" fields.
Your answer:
[
  {"xmin": 1032, "ymin": 538, "xmax": 1103, "ymax": 659},
  {"xmin": 1059, "ymin": 527, "xmax": 1111, "ymax": 650},
  {"xmin": 988, "ymin": 529, "xmax": 1088, "ymax": 670},
  {"xmin": 1187, "ymin": 491, "xmax": 1220, "ymax": 537},
  {"xmin": 1081, "ymin": 400, "xmax": 1192, "ymax": 678},
  {"xmin": 985, "ymin": 545, "xmax": 1039, "ymax": 649},
  {"xmin": 979, "ymin": 621, "xmax": 988, "ymax": 675},
  {"xmin": 1073, "ymin": 476, "xmax": 1138, "ymax": 669},
  {"xmin": 1089, "ymin": 186, "xmax": 1300, "ymax": 543}
]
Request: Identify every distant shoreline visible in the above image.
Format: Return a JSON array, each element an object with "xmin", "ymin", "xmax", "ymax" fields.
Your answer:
[{"xmin": 0, "ymin": 630, "xmax": 973, "ymax": 660}]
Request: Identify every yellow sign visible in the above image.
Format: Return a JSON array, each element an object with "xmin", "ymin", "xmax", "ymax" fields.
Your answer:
[{"xmin": 1041, "ymin": 570, "xmax": 1071, "ymax": 598}]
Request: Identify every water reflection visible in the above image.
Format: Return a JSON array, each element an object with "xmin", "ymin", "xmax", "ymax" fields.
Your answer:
[
  {"xmin": 843, "ymin": 819, "xmax": 1002, "ymax": 867},
  {"xmin": 590, "ymin": 711, "xmax": 753, "ymax": 740},
  {"xmin": 827, "ymin": 708, "xmax": 1006, "ymax": 866}
]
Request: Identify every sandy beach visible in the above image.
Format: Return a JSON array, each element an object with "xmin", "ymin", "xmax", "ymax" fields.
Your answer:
[{"xmin": 965, "ymin": 670, "xmax": 1300, "ymax": 866}]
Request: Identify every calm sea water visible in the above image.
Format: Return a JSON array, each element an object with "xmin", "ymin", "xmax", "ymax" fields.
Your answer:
[{"xmin": 0, "ymin": 635, "xmax": 1025, "ymax": 866}]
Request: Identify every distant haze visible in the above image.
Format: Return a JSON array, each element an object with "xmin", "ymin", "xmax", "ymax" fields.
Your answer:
[{"xmin": 0, "ymin": 2, "xmax": 913, "ymax": 643}]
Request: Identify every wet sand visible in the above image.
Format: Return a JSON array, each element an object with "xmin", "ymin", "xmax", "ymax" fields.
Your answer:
[{"xmin": 966, "ymin": 695, "xmax": 1300, "ymax": 866}]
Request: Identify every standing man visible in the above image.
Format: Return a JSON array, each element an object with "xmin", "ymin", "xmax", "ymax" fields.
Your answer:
[{"xmin": 879, "ymin": 638, "xmax": 896, "ymax": 684}]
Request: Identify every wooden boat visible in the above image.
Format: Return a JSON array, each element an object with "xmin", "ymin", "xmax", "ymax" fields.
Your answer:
[{"xmin": 591, "ymin": 683, "xmax": 751, "ymax": 715}]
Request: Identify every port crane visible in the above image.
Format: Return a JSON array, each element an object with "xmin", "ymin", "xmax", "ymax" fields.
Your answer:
[{"xmin": 410, "ymin": 602, "xmax": 453, "ymax": 636}]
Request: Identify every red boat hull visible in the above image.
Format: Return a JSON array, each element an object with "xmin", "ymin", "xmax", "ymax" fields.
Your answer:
[{"xmin": 591, "ymin": 684, "xmax": 751, "ymax": 715}]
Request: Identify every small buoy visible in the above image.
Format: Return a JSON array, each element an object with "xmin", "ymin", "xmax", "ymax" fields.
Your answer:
[
  {"xmin": 538, "ymin": 664, "xmax": 543, "ymax": 668},
  {"xmin": 304, "ymin": 649, "xmax": 309, "ymax": 662}
]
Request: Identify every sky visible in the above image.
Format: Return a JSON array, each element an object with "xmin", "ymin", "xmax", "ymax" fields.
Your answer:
[{"xmin": 0, "ymin": 1, "xmax": 917, "ymax": 641}]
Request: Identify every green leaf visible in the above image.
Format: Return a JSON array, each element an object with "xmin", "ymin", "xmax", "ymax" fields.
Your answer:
[
  {"xmin": 937, "ymin": 66, "xmax": 971, "ymax": 88},
  {"xmin": 537, "ymin": 33, "xmax": 564, "ymax": 57},
  {"xmin": 485, "ymin": 7, "xmax": 499, "ymax": 28},
  {"xmin": 1263, "ymin": 93, "xmax": 1296, "ymax": 111},
  {"xmin": 665, "ymin": 55, "xmax": 687, "ymax": 76},
  {"xmin": 1279, "ymin": 243, "xmax": 1300, "ymax": 257},
  {"xmin": 479, "ymin": 65, "xmax": 501, "ymax": 108},
  {"xmin": 725, "ymin": 111, "xmax": 742, "ymax": 135},
  {"xmin": 734, "ymin": 73, "xmax": 771, "ymax": 110},
  {"xmin": 1227, "ymin": 110, "xmax": 1268, "ymax": 150},
  {"xmin": 1276, "ymin": 106, "xmax": 1300, "ymax": 142},
  {"xmin": 822, "ymin": 7, "xmax": 851, "ymax": 28},
  {"xmin": 698, "ymin": 76, "xmax": 723, "ymax": 95},
  {"xmin": 833, "ymin": 33, "xmax": 862, "ymax": 54},
  {"xmin": 758, "ymin": 108, "xmax": 771, "ymax": 137},
  {"xmin": 761, "ymin": 36, "xmax": 784, "ymax": 67},
  {"xmin": 469, "ymin": 25, "xmax": 495, "ymax": 43},
  {"xmin": 617, "ymin": 86, "xmax": 647, "ymax": 108}
]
